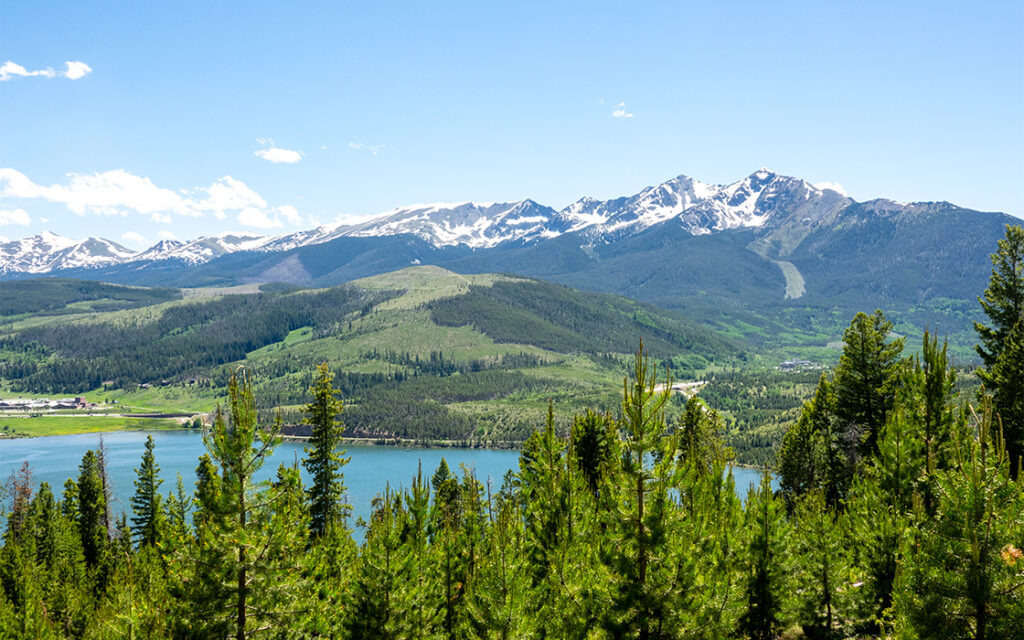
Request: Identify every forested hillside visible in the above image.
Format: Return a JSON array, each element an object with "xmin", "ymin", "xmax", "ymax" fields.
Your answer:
[
  {"xmin": 0, "ymin": 334, "xmax": 1020, "ymax": 638},
  {"xmin": 0, "ymin": 279, "xmax": 180, "ymax": 317},
  {"xmin": 0, "ymin": 267, "xmax": 738, "ymax": 446},
  {"xmin": 1, "ymin": 225, "xmax": 1022, "ymax": 638}
]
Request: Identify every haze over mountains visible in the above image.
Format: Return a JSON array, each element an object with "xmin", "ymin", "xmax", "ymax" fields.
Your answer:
[{"xmin": 1, "ymin": 168, "xmax": 1018, "ymax": 351}]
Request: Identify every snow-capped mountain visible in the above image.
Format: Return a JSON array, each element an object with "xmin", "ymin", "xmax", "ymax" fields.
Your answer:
[
  {"xmin": 562, "ymin": 170, "xmax": 852, "ymax": 241},
  {"xmin": 0, "ymin": 232, "xmax": 135, "ymax": 274},
  {"xmin": 133, "ymin": 233, "xmax": 270, "ymax": 265},
  {"xmin": 0, "ymin": 170, "xmax": 860, "ymax": 275},
  {"xmin": 342, "ymin": 199, "xmax": 566, "ymax": 248}
]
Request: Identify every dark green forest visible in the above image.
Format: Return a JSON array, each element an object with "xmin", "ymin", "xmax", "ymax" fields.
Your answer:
[
  {"xmin": 0, "ymin": 279, "xmax": 181, "ymax": 317},
  {"xmin": 427, "ymin": 280, "xmax": 736, "ymax": 362},
  {"xmin": 0, "ymin": 286, "xmax": 395, "ymax": 392},
  {"xmin": 1, "ymin": 225, "xmax": 1022, "ymax": 638}
]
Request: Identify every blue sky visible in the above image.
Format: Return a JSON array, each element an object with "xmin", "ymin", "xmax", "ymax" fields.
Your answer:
[{"xmin": 1, "ymin": 0, "xmax": 1022, "ymax": 248}]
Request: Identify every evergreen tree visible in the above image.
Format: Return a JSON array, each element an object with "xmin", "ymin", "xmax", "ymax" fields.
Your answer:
[
  {"xmin": 570, "ymin": 409, "xmax": 618, "ymax": 497},
  {"xmin": 846, "ymin": 414, "xmax": 917, "ymax": 633},
  {"xmin": 989, "ymin": 317, "xmax": 1024, "ymax": 475},
  {"xmin": 739, "ymin": 469, "xmax": 788, "ymax": 640},
  {"xmin": 778, "ymin": 374, "xmax": 851, "ymax": 507},
  {"xmin": 192, "ymin": 453, "xmax": 222, "ymax": 533},
  {"xmin": 164, "ymin": 473, "xmax": 190, "ymax": 547},
  {"xmin": 29, "ymin": 483, "xmax": 58, "ymax": 571},
  {"xmin": 302, "ymin": 361, "xmax": 351, "ymax": 539},
  {"xmin": 893, "ymin": 398, "xmax": 1024, "ymax": 639},
  {"xmin": 130, "ymin": 434, "xmax": 165, "ymax": 547},
  {"xmin": 76, "ymin": 450, "xmax": 107, "ymax": 569},
  {"xmin": 601, "ymin": 343, "xmax": 681, "ymax": 639},
  {"xmin": 975, "ymin": 224, "xmax": 1024, "ymax": 374},
  {"xmin": 678, "ymin": 394, "xmax": 728, "ymax": 473},
  {"xmin": 833, "ymin": 310, "xmax": 905, "ymax": 457},
  {"xmin": 911, "ymin": 329, "xmax": 958, "ymax": 513},
  {"xmin": 184, "ymin": 370, "xmax": 305, "ymax": 639},
  {"xmin": 791, "ymin": 489, "xmax": 846, "ymax": 639},
  {"xmin": 778, "ymin": 392, "xmax": 823, "ymax": 503}
]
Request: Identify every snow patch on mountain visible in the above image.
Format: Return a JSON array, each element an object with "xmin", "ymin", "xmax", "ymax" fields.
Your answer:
[{"xmin": 0, "ymin": 169, "xmax": 861, "ymax": 274}]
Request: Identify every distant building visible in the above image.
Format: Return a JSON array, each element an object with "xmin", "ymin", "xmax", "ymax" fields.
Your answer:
[{"xmin": 778, "ymin": 359, "xmax": 820, "ymax": 372}]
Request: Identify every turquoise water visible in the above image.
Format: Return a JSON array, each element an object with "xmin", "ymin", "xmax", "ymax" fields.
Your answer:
[{"xmin": 0, "ymin": 430, "xmax": 773, "ymax": 527}]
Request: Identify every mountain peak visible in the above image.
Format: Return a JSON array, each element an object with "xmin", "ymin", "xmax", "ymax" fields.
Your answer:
[{"xmin": 0, "ymin": 169, "xmax": 880, "ymax": 274}]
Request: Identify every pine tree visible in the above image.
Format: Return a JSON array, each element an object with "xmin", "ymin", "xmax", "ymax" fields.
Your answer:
[
  {"xmin": 130, "ymin": 434, "xmax": 165, "ymax": 547},
  {"xmin": 975, "ymin": 224, "xmax": 1024, "ymax": 374},
  {"xmin": 466, "ymin": 491, "xmax": 531, "ymax": 639},
  {"xmin": 76, "ymin": 450, "xmax": 107, "ymax": 569},
  {"xmin": 601, "ymin": 343, "xmax": 681, "ymax": 639},
  {"xmin": 192, "ymin": 453, "xmax": 222, "ymax": 533},
  {"xmin": 164, "ymin": 473, "xmax": 190, "ymax": 548},
  {"xmin": 739, "ymin": 469, "xmax": 788, "ymax": 640},
  {"xmin": 893, "ymin": 398, "xmax": 1024, "ymax": 639},
  {"xmin": 989, "ymin": 317, "xmax": 1024, "ymax": 476},
  {"xmin": 778, "ymin": 374, "xmax": 851, "ymax": 507},
  {"xmin": 184, "ymin": 369, "xmax": 305, "ymax": 639},
  {"xmin": 28, "ymin": 482, "xmax": 58, "ymax": 571},
  {"xmin": 833, "ymin": 310, "xmax": 905, "ymax": 457},
  {"xmin": 570, "ymin": 409, "xmax": 618, "ymax": 497},
  {"xmin": 302, "ymin": 362, "xmax": 350, "ymax": 539},
  {"xmin": 791, "ymin": 489, "xmax": 846, "ymax": 639},
  {"xmin": 347, "ymin": 487, "xmax": 404, "ymax": 639},
  {"xmin": 846, "ymin": 412, "xmax": 917, "ymax": 633}
]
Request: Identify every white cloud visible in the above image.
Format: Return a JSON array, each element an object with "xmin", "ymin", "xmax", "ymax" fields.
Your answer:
[
  {"xmin": 255, "ymin": 138, "xmax": 302, "ymax": 163},
  {"xmin": 0, "ymin": 60, "xmax": 91, "ymax": 81},
  {"xmin": 610, "ymin": 101, "xmax": 634, "ymax": 119},
  {"xmin": 158, "ymin": 230, "xmax": 177, "ymax": 240},
  {"xmin": 612, "ymin": 102, "xmax": 635, "ymax": 119},
  {"xmin": 348, "ymin": 142, "xmax": 385, "ymax": 155},
  {"xmin": 0, "ymin": 61, "xmax": 55, "ymax": 81},
  {"xmin": 255, "ymin": 147, "xmax": 303, "ymax": 163},
  {"xmin": 62, "ymin": 61, "xmax": 92, "ymax": 80},
  {"xmin": 0, "ymin": 208, "xmax": 31, "ymax": 226},
  {"xmin": 0, "ymin": 168, "xmax": 291, "ymax": 225},
  {"xmin": 277, "ymin": 204, "xmax": 302, "ymax": 225},
  {"xmin": 236, "ymin": 205, "xmax": 303, "ymax": 229},
  {"xmin": 813, "ymin": 181, "xmax": 849, "ymax": 197},
  {"xmin": 121, "ymin": 231, "xmax": 146, "ymax": 245},
  {"xmin": 238, "ymin": 207, "xmax": 278, "ymax": 228}
]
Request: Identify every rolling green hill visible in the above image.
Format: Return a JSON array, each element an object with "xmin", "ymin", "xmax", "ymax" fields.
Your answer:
[
  {"xmin": 0, "ymin": 278, "xmax": 181, "ymax": 317},
  {"xmin": 0, "ymin": 267, "xmax": 739, "ymax": 444}
]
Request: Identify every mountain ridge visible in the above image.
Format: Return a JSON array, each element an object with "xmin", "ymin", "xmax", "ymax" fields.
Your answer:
[{"xmin": 0, "ymin": 169, "xmax": 877, "ymax": 274}]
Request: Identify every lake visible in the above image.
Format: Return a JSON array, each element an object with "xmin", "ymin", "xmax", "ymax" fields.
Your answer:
[{"xmin": 0, "ymin": 430, "xmax": 774, "ymax": 527}]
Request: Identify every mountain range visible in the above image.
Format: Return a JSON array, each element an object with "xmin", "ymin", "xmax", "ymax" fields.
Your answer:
[
  {"xmin": 2, "ymin": 169, "xmax": 1018, "ymax": 352},
  {"xmin": 0, "ymin": 169, "xmax": 850, "ymax": 272}
]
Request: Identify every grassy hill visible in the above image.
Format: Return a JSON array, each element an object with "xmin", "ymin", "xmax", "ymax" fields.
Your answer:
[{"xmin": 0, "ymin": 267, "xmax": 739, "ymax": 443}]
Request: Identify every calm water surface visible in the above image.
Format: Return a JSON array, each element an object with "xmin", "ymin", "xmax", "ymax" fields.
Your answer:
[{"xmin": 0, "ymin": 430, "xmax": 772, "ymax": 526}]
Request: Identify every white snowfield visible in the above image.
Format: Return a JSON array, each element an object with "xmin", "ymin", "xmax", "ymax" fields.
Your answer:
[{"xmin": 0, "ymin": 169, "xmax": 853, "ymax": 274}]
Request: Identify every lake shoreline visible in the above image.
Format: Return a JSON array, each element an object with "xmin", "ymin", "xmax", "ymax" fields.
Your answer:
[{"xmin": 2, "ymin": 427, "xmax": 523, "ymax": 452}]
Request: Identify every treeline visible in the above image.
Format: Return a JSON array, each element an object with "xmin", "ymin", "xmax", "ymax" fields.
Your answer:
[
  {"xmin": 1, "ymin": 225, "xmax": 1021, "ymax": 639},
  {"xmin": 427, "ymin": 279, "xmax": 735, "ymax": 360},
  {"xmin": 276, "ymin": 369, "xmax": 564, "ymax": 443},
  {"xmin": 0, "ymin": 278, "xmax": 181, "ymax": 317},
  {"xmin": 2, "ymin": 336, "xmax": 1022, "ymax": 638},
  {"xmin": 701, "ymin": 370, "xmax": 819, "ymax": 466},
  {"xmin": 0, "ymin": 286, "xmax": 396, "ymax": 392},
  {"xmin": 360, "ymin": 348, "xmax": 547, "ymax": 378}
]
